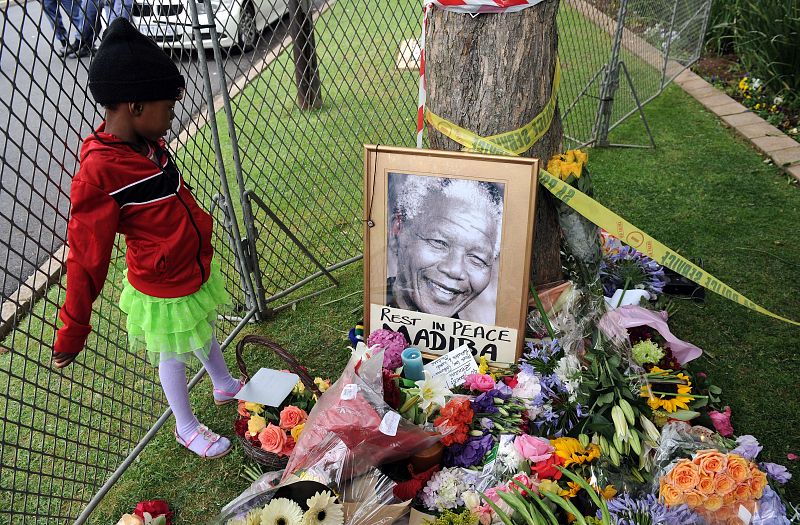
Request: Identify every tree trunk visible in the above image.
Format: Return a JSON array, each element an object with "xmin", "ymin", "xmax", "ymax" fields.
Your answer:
[{"xmin": 426, "ymin": 0, "xmax": 563, "ymax": 287}]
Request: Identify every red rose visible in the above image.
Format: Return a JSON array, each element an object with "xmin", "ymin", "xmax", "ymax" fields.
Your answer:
[
  {"xmin": 234, "ymin": 417, "xmax": 250, "ymax": 438},
  {"xmin": 503, "ymin": 375, "xmax": 519, "ymax": 389},
  {"xmin": 531, "ymin": 454, "xmax": 564, "ymax": 480},
  {"xmin": 383, "ymin": 369, "xmax": 402, "ymax": 409},
  {"xmin": 134, "ymin": 500, "xmax": 172, "ymax": 525},
  {"xmin": 280, "ymin": 436, "xmax": 296, "ymax": 457}
]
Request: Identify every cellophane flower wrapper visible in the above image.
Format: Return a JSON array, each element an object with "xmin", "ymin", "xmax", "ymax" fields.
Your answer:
[
  {"xmin": 283, "ymin": 348, "xmax": 449, "ymax": 482},
  {"xmin": 287, "ymin": 434, "xmax": 403, "ymax": 525}
]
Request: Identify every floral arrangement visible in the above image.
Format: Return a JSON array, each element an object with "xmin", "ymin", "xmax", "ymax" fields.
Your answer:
[
  {"xmin": 659, "ymin": 450, "xmax": 768, "ymax": 524},
  {"xmin": 235, "ymin": 376, "xmax": 330, "ymax": 457},
  {"xmin": 115, "ymin": 500, "xmax": 172, "ymax": 525},
  {"xmin": 226, "ymin": 490, "xmax": 343, "ymax": 525},
  {"xmin": 600, "ymin": 244, "xmax": 666, "ymax": 300}
]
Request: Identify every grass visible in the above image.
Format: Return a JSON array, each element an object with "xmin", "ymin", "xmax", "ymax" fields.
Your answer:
[{"xmin": 1, "ymin": 0, "xmax": 798, "ymax": 522}]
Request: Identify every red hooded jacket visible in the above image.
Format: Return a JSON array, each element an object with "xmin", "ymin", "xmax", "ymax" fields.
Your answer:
[{"xmin": 54, "ymin": 123, "xmax": 214, "ymax": 355}]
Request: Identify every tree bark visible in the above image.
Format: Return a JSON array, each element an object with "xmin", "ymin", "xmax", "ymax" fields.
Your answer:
[{"xmin": 426, "ymin": 0, "xmax": 563, "ymax": 286}]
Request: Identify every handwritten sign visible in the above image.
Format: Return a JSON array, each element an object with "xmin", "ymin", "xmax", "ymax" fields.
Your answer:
[
  {"xmin": 370, "ymin": 304, "xmax": 518, "ymax": 364},
  {"xmin": 423, "ymin": 345, "xmax": 480, "ymax": 388}
]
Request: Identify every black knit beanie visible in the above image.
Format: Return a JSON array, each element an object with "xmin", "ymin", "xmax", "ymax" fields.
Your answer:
[{"xmin": 88, "ymin": 18, "xmax": 186, "ymax": 105}]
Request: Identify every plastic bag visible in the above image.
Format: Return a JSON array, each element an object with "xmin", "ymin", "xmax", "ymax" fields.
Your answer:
[
  {"xmin": 284, "ymin": 348, "xmax": 446, "ymax": 480},
  {"xmin": 210, "ymin": 479, "xmax": 338, "ymax": 525}
]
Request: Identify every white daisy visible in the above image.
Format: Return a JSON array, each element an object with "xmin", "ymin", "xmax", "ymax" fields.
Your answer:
[
  {"xmin": 260, "ymin": 497, "xmax": 304, "ymax": 525},
  {"xmin": 303, "ymin": 491, "xmax": 344, "ymax": 525}
]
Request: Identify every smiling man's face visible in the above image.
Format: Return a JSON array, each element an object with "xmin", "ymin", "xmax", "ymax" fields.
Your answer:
[{"xmin": 393, "ymin": 189, "xmax": 498, "ymax": 317}]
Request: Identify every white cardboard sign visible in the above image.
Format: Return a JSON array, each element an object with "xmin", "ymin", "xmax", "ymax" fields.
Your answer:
[{"xmin": 235, "ymin": 368, "xmax": 300, "ymax": 407}]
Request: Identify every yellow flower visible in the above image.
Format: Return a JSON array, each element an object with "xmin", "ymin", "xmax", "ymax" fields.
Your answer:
[
  {"xmin": 244, "ymin": 402, "xmax": 264, "ymax": 414},
  {"xmin": 314, "ymin": 377, "xmax": 331, "ymax": 393},
  {"xmin": 538, "ymin": 479, "xmax": 562, "ymax": 495},
  {"xmin": 293, "ymin": 380, "xmax": 306, "ymax": 394},
  {"xmin": 478, "ymin": 356, "xmax": 489, "ymax": 375},
  {"xmin": 247, "ymin": 414, "xmax": 267, "ymax": 435},
  {"xmin": 551, "ymin": 438, "xmax": 600, "ymax": 467},
  {"xmin": 571, "ymin": 149, "xmax": 588, "ymax": 165},
  {"xmin": 561, "ymin": 161, "xmax": 583, "ymax": 180},
  {"xmin": 600, "ymin": 484, "xmax": 618, "ymax": 500},
  {"xmin": 566, "ymin": 481, "xmax": 582, "ymax": 498},
  {"xmin": 290, "ymin": 423, "xmax": 305, "ymax": 442},
  {"xmin": 546, "ymin": 157, "xmax": 563, "ymax": 178},
  {"xmin": 640, "ymin": 366, "xmax": 695, "ymax": 413}
]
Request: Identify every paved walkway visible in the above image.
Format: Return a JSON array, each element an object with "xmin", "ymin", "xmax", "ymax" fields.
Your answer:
[{"xmin": 674, "ymin": 69, "xmax": 800, "ymax": 182}]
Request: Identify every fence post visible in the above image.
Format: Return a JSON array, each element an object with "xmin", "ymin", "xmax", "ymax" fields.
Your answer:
[
  {"xmin": 288, "ymin": 0, "xmax": 322, "ymax": 109},
  {"xmin": 592, "ymin": 0, "xmax": 628, "ymax": 147},
  {"xmin": 660, "ymin": 0, "xmax": 679, "ymax": 89}
]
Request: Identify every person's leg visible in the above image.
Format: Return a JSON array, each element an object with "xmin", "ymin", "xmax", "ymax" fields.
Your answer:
[
  {"xmin": 41, "ymin": 0, "xmax": 69, "ymax": 45},
  {"xmin": 158, "ymin": 357, "xmax": 231, "ymax": 458},
  {"xmin": 62, "ymin": 0, "xmax": 82, "ymax": 44},
  {"xmin": 106, "ymin": 0, "xmax": 131, "ymax": 23},
  {"xmin": 194, "ymin": 337, "xmax": 242, "ymax": 404}
]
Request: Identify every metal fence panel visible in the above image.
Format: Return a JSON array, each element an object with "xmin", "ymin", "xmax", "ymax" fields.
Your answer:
[{"xmin": 0, "ymin": 1, "xmax": 249, "ymax": 522}]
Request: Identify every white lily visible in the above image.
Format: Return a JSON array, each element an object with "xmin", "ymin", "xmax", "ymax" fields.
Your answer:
[{"xmin": 414, "ymin": 370, "xmax": 452, "ymax": 416}]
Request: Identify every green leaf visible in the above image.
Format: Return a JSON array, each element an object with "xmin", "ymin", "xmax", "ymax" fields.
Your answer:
[
  {"xmin": 669, "ymin": 410, "xmax": 701, "ymax": 421},
  {"xmin": 479, "ymin": 493, "xmax": 514, "ymax": 525},
  {"xmin": 540, "ymin": 491, "xmax": 588, "ymax": 525},
  {"xmin": 496, "ymin": 489, "xmax": 535, "ymax": 524},
  {"xmin": 709, "ymin": 385, "xmax": 722, "ymax": 395}
]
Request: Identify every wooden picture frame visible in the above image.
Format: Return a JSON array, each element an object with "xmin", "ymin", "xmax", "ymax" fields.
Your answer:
[{"xmin": 363, "ymin": 145, "xmax": 539, "ymax": 363}]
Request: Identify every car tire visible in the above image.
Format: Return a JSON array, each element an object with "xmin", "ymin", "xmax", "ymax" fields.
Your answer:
[{"xmin": 235, "ymin": 2, "xmax": 258, "ymax": 52}]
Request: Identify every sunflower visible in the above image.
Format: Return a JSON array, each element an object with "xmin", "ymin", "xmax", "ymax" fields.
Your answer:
[
  {"xmin": 260, "ymin": 498, "xmax": 304, "ymax": 525},
  {"xmin": 551, "ymin": 438, "xmax": 601, "ymax": 467},
  {"xmin": 303, "ymin": 491, "xmax": 344, "ymax": 525},
  {"xmin": 640, "ymin": 366, "xmax": 695, "ymax": 413}
]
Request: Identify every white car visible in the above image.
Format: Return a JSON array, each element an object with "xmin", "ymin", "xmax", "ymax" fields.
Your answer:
[{"xmin": 132, "ymin": 0, "xmax": 287, "ymax": 50}]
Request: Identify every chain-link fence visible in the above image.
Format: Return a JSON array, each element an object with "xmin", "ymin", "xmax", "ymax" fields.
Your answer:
[{"xmin": 0, "ymin": 0, "xmax": 710, "ymax": 522}]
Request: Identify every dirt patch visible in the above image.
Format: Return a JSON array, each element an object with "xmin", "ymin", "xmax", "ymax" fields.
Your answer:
[{"xmin": 693, "ymin": 54, "xmax": 741, "ymax": 83}]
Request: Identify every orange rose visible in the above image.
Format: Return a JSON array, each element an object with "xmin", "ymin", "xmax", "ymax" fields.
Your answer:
[
  {"xmin": 671, "ymin": 461, "xmax": 700, "ymax": 491},
  {"xmin": 697, "ymin": 474, "xmax": 716, "ymax": 494},
  {"xmin": 683, "ymin": 490, "xmax": 704, "ymax": 509},
  {"xmin": 279, "ymin": 405, "xmax": 308, "ymax": 430},
  {"xmin": 697, "ymin": 451, "xmax": 727, "ymax": 476},
  {"xmin": 702, "ymin": 494, "xmax": 724, "ymax": 512},
  {"xmin": 714, "ymin": 473, "xmax": 736, "ymax": 495},
  {"xmin": 258, "ymin": 423, "xmax": 287, "ymax": 454},
  {"xmin": 734, "ymin": 483, "xmax": 751, "ymax": 502},
  {"xmin": 726, "ymin": 454, "xmax": 750, "ymax": 483},
  {"xmin": 660, "ymin": 481, "xmax": 683, "ymax": 507},
  {"xmin": 749, "ymin": 469, "xmax": 767, "ymax": 499}
]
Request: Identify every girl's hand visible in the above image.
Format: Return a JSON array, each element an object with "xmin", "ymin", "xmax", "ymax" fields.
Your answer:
[{"xmin": 52, "ymin": 351, "xmax": 78, "ymax": 368}]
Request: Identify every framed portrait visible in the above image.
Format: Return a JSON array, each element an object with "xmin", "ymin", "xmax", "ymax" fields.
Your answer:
[{"xmin": 363, "ymin": 146, "xmax": 539, "ymax": 363}]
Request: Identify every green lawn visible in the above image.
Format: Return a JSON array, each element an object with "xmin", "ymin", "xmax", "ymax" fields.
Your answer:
[{"xmin": 2, "ymin": 0, "xmax": 798, "ymax": 522}]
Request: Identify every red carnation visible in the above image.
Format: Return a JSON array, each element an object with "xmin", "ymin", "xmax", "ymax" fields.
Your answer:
[{"xmin": 134, "ymin": 500, "xmax": 171, "ymax": 525}]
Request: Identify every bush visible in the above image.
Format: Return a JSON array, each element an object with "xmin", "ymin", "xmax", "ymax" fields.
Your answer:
[{"xmin": 705, "ymin": 1, "xmax": 800, "ymax": 105}]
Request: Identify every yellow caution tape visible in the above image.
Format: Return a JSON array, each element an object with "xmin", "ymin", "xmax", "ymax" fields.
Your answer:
[
  {"xmin": 426, "ymin": 59, "xmax": 561, "ymax": 156},
  {"xmin": 427, "ymin": 96, "xmax": 800, "ymax": 326}
]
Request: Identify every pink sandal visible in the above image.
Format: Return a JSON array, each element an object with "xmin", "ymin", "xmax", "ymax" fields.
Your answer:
[
  {"xmin": 213, "ymin": 378, "xmax": 245, "ymax": 406},
  {"xmin": 174, "ymin": 424, "xmax": 231, "ymax": 459}
]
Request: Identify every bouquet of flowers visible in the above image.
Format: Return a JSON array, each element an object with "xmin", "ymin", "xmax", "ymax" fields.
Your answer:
[
  {"xmin": 659, "ymin": 450, "xmax": 768, "ymax": 525},
  {"xmin": 235, "ymin": 375, "xmax": 330, "ymax": 460}
]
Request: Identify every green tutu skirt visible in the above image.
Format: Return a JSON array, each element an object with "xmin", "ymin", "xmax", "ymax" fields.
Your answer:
[{"xmin": 119, "ymin": 263, "xmax": 231, "ymax": 366}]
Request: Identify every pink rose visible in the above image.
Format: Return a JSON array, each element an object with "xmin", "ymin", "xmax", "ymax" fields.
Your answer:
[
  {"xmin": 258, "ymin": 423, "xmax": 287, "ymax": 454},
  {"xmin": 708, "ymin": 406, "xmax": 734, "ymax": 437},
  {"xmin": 464, "ymin": 373, "xmax": 496, "ymax": 392},
  {"xmin": 514, "ymin": 434, "xmax": 554, "ymax": 462},
  {"xmin": 279, "ymin": 405, "xmax": 308, "ymax": 430}
]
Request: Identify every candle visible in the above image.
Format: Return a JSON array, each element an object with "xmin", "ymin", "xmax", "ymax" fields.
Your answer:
[{"xmin": 401, "ymin": 347, "xmax": 424, "ymax": 381}]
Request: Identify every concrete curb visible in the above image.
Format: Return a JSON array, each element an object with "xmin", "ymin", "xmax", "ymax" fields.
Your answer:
[
  {"xmin": 0, "ymin": 246, "xmax": 68, "ymax": 348},
  {"xmin": 673, "ymin": 69, "xmax": 800, "ymax": 182}
]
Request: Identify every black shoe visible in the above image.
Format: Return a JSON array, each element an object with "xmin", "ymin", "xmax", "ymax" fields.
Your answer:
[
  {"xmin": 57, "ymin": 40, "xmax": 80, "ymax": 58},
  {"xmin": 69, "ymin": 43, "xmax": 94, "ymax": 59}
]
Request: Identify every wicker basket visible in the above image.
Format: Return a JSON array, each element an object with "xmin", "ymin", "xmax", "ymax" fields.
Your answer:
[{"xmin": 234, "ymin": 335, "xmax": 321, "ymax": 470}]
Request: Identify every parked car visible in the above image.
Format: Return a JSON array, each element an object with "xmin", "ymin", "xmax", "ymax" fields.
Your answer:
[{"xmin": 132, "ymin": 0, "xmax": 288, "ymax": 50}]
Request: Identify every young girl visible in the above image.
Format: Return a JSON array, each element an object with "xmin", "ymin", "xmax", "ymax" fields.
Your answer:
[{"xmin": 53, "ymin": 18, "xmax": 241, "ymax": 459}]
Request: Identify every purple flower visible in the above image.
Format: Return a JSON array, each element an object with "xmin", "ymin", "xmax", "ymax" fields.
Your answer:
[
  {"xmin": 732, "ymin": 435, "xmax": 763, "ymax": 460},
  {"xmin": 761, "ymin": 462, "xmax": 792, "ymax": 484},
  {"xmin": 494, "ymin": 381, "xmax": 513, "ymax": 397},
  {"xmin": 366, "ymin": 329, "xmax": 407, "ymax": 370},
  {"xmin": 444, "ymin": 433, "xmax": 495, "ymax": 467},
  {"xmin": 605, "ymin": 493, "xmax": 700, "ymax": 525},
  {"xmin": 479, "ymin": 417, "xmax": 494, "ymax": 430},
  {"xmin": 601, "ymin": 245, "xmax": 667, "ymax": 297},
  {"xmin": 472, "ymin": 392, "xmax": 499, "ymax": 414}
]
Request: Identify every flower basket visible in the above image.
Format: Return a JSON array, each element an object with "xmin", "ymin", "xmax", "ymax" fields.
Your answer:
[{"xmin": 234, "ymin": 335, "xmax": 321, "ymax": 470}]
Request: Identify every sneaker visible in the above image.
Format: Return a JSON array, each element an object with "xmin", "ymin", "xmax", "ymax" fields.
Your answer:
[
  {"xmin": 174, "ymin": 424, "xmax": 232, "ymax": 459},
  {"xmin": 69, "ymin": 43, "xmax": 94, "ymax": 59},
  {"xmin": 56, "ymin": 40, "xmax": 80, "ymax": 58}
]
